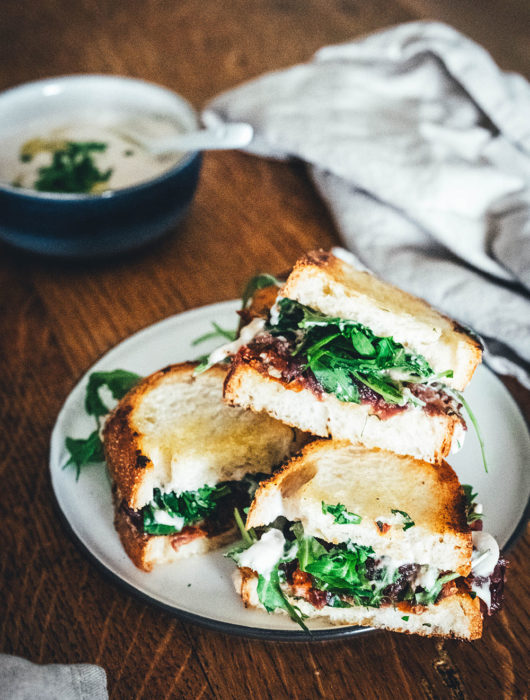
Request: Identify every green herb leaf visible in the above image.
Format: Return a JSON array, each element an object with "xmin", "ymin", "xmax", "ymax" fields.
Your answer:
[
  {"xmin": 192, "ymin": 322, "xmax": 237, "ymax": 346},
  {"xmin": 414, "ymin": 572, "xmax": 460, "ymax": 606},
  {"xmin": 322, "ymin": 501, "xmax": 362, "ymax": 525},
  {"xmin": 63, "ymin": 430, "xmax": 104, "ymax": 480},
  {"xmin": 142, "ymin": 483, "xmax": 232, "ymax": 535},
  {"xmin": 290, "ymin": 523, "xmax": 385, "ymax": 606},
  {"xmin": 63, "ymin": 368, "xmax": 142, "ymax": 480},
  {"xmin": 241, "ymin": 274, "xmax": 283, "ymax": 309},
  {"xmin": 34, "ymin": 141, "xmax": 112, "ymax": 194},
  {"xmin": 452, "ymin": 390, "xmax": 488, "ymax": 473},
  {"xmin": 270, "ymin": 299, "xmax": 438, "ymax": 408},
  {"xmin": 302, "ymin": 545, "xmax": 375, "ymax": 598},
  {"xmin": 462, "ymin": 484, "xmax": 477, "ymax": 503},
  {"xmin": 257, "ymin": 567, "xmax": 309, "ymax": 632},
  {"xmin": 85, "ymin": 370, "xmax": 141, "ymax": 417},
  {"xmin": 391, "ymin": 509, "xmax": 415, "ymax": 531},
  {"xmin": 401, "ymin": 615, "xmax": 410, "ymax": 621},
  {"xmin": 193, "ymin": 323, "xmax": 238, "ymax": 374},
  {"xmin": 462, "ymin": 484, "xmax": 483, "ymax": 524},
  {"xmin": 233, "ymin": 507, "xmax": 257, "ymax": 547},
  {"xmin": 328, "ymin": 595, "xmax": 352, "ymax": 608},
  {"xmin": 272, "ymin": 522, "xmax": 462, "ymax": 614},
  {"xmin": 292, "ymin": 522, "xmax": 327, "ymax": 570}
]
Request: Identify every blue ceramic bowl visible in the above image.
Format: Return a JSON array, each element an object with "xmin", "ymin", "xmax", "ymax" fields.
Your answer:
[{"xmin": 0, "ymin": 75, "xmax": 202, "ymax": 258}]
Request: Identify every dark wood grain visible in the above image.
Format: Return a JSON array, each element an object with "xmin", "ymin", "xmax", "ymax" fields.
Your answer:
[{"xmin": 1, "ymin": 1, "xmax": 529, "ymax": 698}]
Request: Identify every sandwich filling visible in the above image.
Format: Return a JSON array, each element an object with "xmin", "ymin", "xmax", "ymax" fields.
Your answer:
[
  {"xmin": 230, "ymin": 522, "xmax": 505, "ymax": 630},
  {"xmin": 120, "ymin": 473, "xmax": 267, "ymax": 550},
  {"xmin": 229, "ymin": 491, "xmax": 505, "ymax": 630},
  {"xmin": 218, "ymin": 297, "xmax": 466, "ymax": 426}
]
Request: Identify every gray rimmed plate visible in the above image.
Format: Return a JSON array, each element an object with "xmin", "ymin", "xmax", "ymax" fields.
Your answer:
[{"xmin": 49, "ymin": 300, "xmax": 530, "ymax": 640}]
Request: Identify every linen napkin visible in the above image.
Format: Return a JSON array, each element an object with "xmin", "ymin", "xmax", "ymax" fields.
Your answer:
[
  {"xmin": 204, "ymin": 21, "xmax": 530, "ymax": 387},
  {"xmin": 0, "ymin": 654, "xmax": 108, "ymax": 700}
]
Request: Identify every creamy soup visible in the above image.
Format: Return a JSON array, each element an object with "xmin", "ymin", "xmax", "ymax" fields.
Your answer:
[{"xmin": 1, "ymin": 111, "xmax": 188, "ymax": 193}]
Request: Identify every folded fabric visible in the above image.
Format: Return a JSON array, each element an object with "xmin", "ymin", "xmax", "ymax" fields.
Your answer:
[
  {"xmin": 0, "ymin": 654, "xmax": 108, "ymax": 700},
  {"xmin": 204, "ymin": 21, "xmax": 530, "ymax": 387}
]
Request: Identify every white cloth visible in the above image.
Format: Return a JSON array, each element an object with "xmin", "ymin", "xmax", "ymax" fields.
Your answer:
[
  {"xmin": 0, "ymin": 654, "xmax": 107, "ymax": 700},
  {"xmin": 204, "ymin": 21, "xmax": 530, "ymax": 387}
]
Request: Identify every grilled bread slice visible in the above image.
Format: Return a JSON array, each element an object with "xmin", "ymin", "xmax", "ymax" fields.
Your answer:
[
  {"xmin": 247, "ymin": 440, "xmax": 472, "ymax": 574},
  {"xmin": 223, "ymin": 249, "xmax": 480, "ymax": 464},
  {"xmin": 104, "ymin": 362, "xmax": 307, "ymax": 570},
  {"xmin": 224, "ymin": 358, "xmax": 463, "ymax": 465},
  {"xmin": 281, "ymin": 250, "xmax": 482, "ymax": 390},
  {"xmin": 231, "ymin": 440, "xmax": 485, "ymax": 639}
]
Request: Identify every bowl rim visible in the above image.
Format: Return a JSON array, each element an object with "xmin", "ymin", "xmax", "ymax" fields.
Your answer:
[{"xmin": 0, "ymin": 73, "xmax": 201, "ymax": 202}]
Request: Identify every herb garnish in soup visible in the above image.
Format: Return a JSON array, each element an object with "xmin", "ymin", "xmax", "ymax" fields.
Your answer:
[
  {"xmin": 17, "ymin": 140, "xmax": 113, "ymax": 194},
  {"xmin": 6, "ymin": 117, "xmax": 187, "ymax": 194}
]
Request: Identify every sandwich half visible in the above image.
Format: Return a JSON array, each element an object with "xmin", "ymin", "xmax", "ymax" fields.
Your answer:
[
  {"xmin": 230, "ymin": 440, "xmax": 505, "ymax": 639},
  {"xmin": 104, "ymin": 362, "xmax": 306, "ymax": 571},
  {"xmin": 222, "ymin": 250, "xmax": 483, "ymax": 464}
]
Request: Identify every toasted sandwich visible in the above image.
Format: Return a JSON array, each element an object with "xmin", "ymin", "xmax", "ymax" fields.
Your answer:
[
  {"xmin": 222, "ymin": 250, "xmax": 483, "ymax": 464},
  {"xmin": 230, "ymin": 440, "xmax": 505, "ymax": 639},
  {"xmin": 103, "ymin": 362, "xmax": 307, "ymax": 571}
]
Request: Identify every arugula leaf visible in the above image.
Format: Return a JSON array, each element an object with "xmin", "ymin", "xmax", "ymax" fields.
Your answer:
[
  {"xmin": 227, "ymin": 520, "xmax": 310, "ymax": 632},
  {"xmin": 413, "ymin": 572, "xmax": 460, "ymax": 606},
  {"xmin": 233, "ymin": 506, "xmax": 258, "ymax": 547},
  {"xmin": 292, "ymin": 522, "xmax": 327, "ymax": 570},
  {"xmin": 141, "ymin": 513, "xmax": 184, "ymax": 537},
  {"xmin": 462, "ymin": 484, "xmax": 477, "ymax": 503},
  {"xmin": 225, "ymin": 508, "xmax": 258, "ymax": 562},
  {"xmin": 322, "ymin": 501, "xmax": 362, "ymax": 525},
  {"xmin": 270, "ymin": 299, "xmax": 437, "ymax": 407},
  {"xmin": 291, "ymin": 522, "xmax": 382, "ymax": 606},
  {"xmin": 241, "ymin": 274, "xmax": 283, "ymax": 309},
  {"xmin": 193, "ymin": 323, "xmax": 238, "ymax": 374},
  {"xmin": 328, "ymin": 595, "xmax": 352, "ymax": 608},
  {"xmin": 192, "ymin": 323, "xmax": 237, "ymax": 346},
  {"xmin": 195, "ymin": 273, "xmax": 282, "ymax": 373},
  {"xmin": 255, "ymin": 523, "xmax": 464, "ymax": 619},
  {"xmin": 452, "ymin": 390, "xmax": 488, "ymax": 473},
  {"xmin": 311, "ymin": 355, "xmax": 360, "ymax": 403},
  {"xmin": 257, "ymin": 567, "xmax": 309, "ymax": 632},
  {"xmin": 85, "ymin": 370, "xmax": 141, "ymax": 417},
  {"xmin": 64, "ymin": 369, "xmax": 142, "ymax": 479},
  {"xmin": 391, "ymin": 509, "xmax": 415, "ymax": 531},
  {"xmin": 142, "ymin": 484, "xmax": 232, "ymax": 535},
  {"xmin": 302, "ymin": 545, "xmax": 375, "ymax": 600},
  {"xmin": 462, "ymin": 484, "xmax": 483, "ymax": 524},
  {"xmin": 63, "ymin": 430, "xmax": 105, "ymax": 480}
]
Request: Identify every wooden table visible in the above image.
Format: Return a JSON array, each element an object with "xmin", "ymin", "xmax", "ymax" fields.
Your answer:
[{"xmin": 1, "ymin": 2, "xmax": 528, "ymax": 698}]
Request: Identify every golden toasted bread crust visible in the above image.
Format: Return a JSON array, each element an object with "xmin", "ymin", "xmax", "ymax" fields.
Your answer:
[
  {"xmin": 104, "ymin": 362, "xmax": 224, "ymax": 508},
  {"xmin": 248, "ymin": 439, "xmax": 469, "ymax": 533},
  {"xmin": 247, "ymin": 439, "xmax": 472, "ymax": 574},
  {"xmin": 281, "ymin": 250, "xmax": 483, "ymax": 389},
  {"xmin": 285, "ymin": 249, "xmax": 484, "ymax": 347},
  {"xmin": 114, "ymin": 494, "xmax": 159, "ymax": 571}
]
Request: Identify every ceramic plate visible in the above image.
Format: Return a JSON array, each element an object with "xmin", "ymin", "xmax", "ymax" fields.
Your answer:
[{"xmin": 49, "ymin": 301, "xmax": 530, "ymax": 640}]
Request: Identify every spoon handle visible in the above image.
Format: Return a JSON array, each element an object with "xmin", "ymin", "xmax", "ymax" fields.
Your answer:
[{"xmin": 152, "ymin": 122, "xmax": 254, "ymax": 154}]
